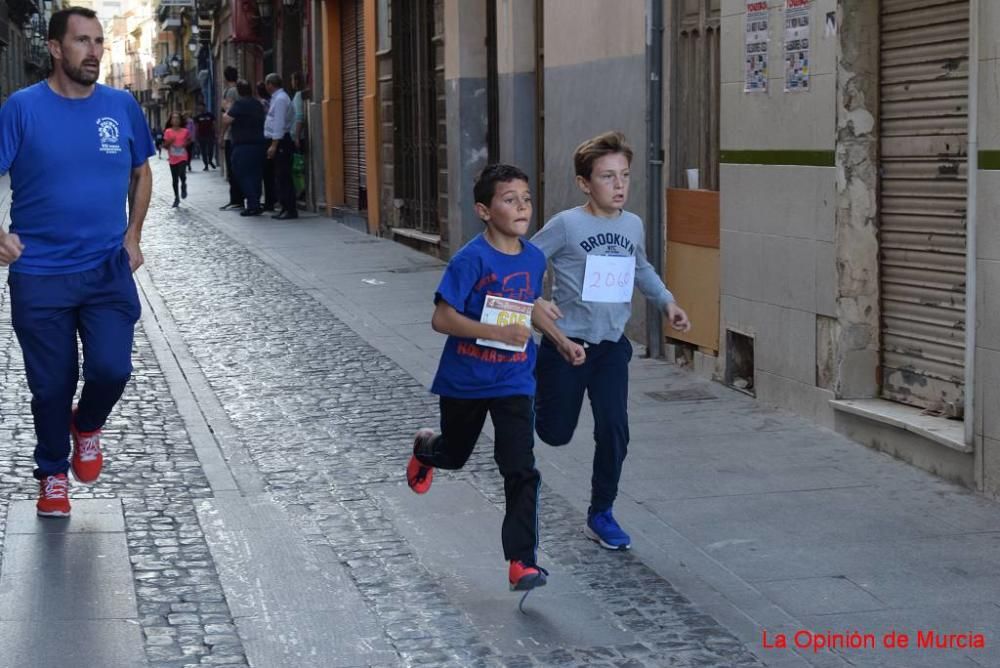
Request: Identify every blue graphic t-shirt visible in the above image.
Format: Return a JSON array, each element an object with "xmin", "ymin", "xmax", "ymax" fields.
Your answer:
[
  {"xmin": 0, "ymin": 82, "xmax": 156, "ymax": 275},
  {"xmin": 430, "ymin": 234, "xmax": 547, "ymax": 399}
]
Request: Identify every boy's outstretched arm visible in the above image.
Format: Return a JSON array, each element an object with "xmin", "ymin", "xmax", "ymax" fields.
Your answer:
[
  {"xmin": 665, "ymin": 301, "xmax": 692, "ymax": 332},
  {"xmin": 531, "ymin": 304, "xmax": 586, "ymax": 366},
  {"xmin": 431, "ymin": 301, "xmax": 531, "ymax": 349}
]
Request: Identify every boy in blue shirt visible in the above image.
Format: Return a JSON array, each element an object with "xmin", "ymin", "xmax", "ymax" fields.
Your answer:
[{"xmin": 406, "ymin": 164, "xmax": 585, "ymax": 592}]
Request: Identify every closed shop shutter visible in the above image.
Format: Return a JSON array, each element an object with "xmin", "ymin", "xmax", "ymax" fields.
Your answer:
[
  {"xmin": 879, "ymin": 0, "xmax": 968, "ymax": 415},
  {"xmin": 342, "ymin": 0, "xmax": 366, "ymax": 210}
]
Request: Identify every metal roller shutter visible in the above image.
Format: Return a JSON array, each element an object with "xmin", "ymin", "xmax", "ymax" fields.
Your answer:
[
  {"xmin": 879, "ymin": 0, "xmax": 968, "ymax": 415},
  {"xmin": 342, "ymin": 0, "xmax": 366, "ymax": 210}
]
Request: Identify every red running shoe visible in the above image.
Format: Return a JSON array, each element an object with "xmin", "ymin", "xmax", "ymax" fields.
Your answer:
[
  {"xmin": 70, "ymin": 413, "xmax": 104, "ymax": 485},
  {"xmin": 406, "ymin": 428, "xmax": 436, "ymax": 494},
  {"xmin": 37, "ymin": 474, "xmax": 71, "ymax": 517},
  {"xmin": 508, "ymin": 561, "xmax": 548, "ymax": 591}
]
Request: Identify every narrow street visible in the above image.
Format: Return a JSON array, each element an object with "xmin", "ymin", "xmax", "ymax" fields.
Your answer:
[{"xmin": 0, "ymin": 163, "xmax": 998, "ymax": 668}]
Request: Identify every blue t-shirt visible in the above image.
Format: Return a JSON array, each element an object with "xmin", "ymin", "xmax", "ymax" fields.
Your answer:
[
  {"xmin": 0, "ymin": 82, "xmax": 156, "ymax": 275},
  {"xmin": 430, "ymin": 234, "xmax": 547, "ymax": 399}
]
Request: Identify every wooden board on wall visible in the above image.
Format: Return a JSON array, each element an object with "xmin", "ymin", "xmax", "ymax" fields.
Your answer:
[
  {"xmin": 666, "ymin": 188, "xmax": 720, "ymax": 248},
  {"xmin": 665, "ymin": 242, "xmax": 720, "ymax": 351}
]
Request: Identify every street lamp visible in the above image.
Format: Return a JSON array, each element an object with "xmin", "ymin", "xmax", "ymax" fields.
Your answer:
[{"xmin": 169, "ymin": 54, "xmax": 181, "ymax": 71}]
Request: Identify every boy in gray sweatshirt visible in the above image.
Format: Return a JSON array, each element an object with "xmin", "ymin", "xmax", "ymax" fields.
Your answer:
[{"xmin": 530, "ymin": 131, "xmax": 690, "ymax": 550}]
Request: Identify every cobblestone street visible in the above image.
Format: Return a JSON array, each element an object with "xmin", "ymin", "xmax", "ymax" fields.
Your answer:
[{"xmin": 4, "ymin": 163, "xmax": 1000, "ymax": 668}]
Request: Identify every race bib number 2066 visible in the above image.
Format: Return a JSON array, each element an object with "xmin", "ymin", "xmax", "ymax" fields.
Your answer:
[{"xmin": 582, "ymin": 255, "xmax": 635, "ymax": 303}]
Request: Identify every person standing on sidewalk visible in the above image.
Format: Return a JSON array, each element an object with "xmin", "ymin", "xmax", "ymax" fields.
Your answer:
[
  {"xmin": 220, "ymin": 80, "xmax": 267, "ymax": 217},
  {"xmin": 0, "ymin": 6, "xmax": 155, "ymax": 517},
  {"xmin": 163, "ymin": 111, "xmax": 190, "ymax": 207},
  {"xmin": 194, "ymin": 102, "xmax": 217, "ymax": 170},
  {"xmin": 530, "ymin": 131, "xmax": 690, "ymax": 551},
  {"xmin": 290, "ymin": 71, "xmax": 308, "ymax": 202},
  {"xmin": 406, "ymin": 164, "xmax": 585, "ymax": 592},
  {"xmin": 256, "ymin": 81, "xmax": 277, "ymax": 212},
  {"xmin": 219, "ymin": 66, "xmax": 244, "ymax": 210},
  {"xmin": 263, "ymin": 73, "xmax": 297, "ymax": 220}
]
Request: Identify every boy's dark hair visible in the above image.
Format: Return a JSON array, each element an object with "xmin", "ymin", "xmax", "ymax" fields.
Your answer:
[
  {"xmin": 573, "ymin": 131, "xmax": 633, "ymax": 180},
  {"xmin": 224, "ymin": 66, "xmax": 239, "ymax": 83},
  {"xmin": 236, "ymin": 79, "xmax": 253, "ymax": 97},
  {"xmin": 48, "ymin": 6, "xmax": 98, "ymax": 42},
  {"xmin": 474, "ymin": 164, "xmax": 530, "ymax": 207}
]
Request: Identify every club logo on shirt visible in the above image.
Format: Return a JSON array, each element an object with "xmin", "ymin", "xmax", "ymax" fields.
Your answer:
[{"xmin": 97, "ymin": 117, "xmax": 122, "ymax": 154}]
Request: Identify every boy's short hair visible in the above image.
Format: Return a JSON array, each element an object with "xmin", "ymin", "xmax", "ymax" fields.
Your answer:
[
  {"xmin": 224, "ymin": 66, "xmax": 239, "ymax": 83},
  {"xmin": 474, "ymin": 164, "xmax": 530, "ymax": 207},
  {"xmin": 573, "ymin": 131, "xmax": 634, "ymax": 180}
]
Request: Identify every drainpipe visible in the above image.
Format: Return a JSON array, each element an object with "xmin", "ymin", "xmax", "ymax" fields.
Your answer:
[
  {"xmin": 645, "ymin": 0, "xmax": 665, "ymax": 358},
  {"xmin": 964, "ymin": 0, "xmax": 979, "ymax": 448}
]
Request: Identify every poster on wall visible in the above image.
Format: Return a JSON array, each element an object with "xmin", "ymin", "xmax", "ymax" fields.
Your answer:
[
  {"xmin": 784, "ymin": 0, "xmax": 811, "ymax": 92},
  {"xmin": 744, "ymin": 0, "xmax": 769, "ymax": 93}
]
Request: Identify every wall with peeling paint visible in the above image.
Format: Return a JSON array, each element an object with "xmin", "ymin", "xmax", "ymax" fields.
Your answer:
[{"xmin": 718, "ymin": 0, "xmax": 840, "ymax": 426}]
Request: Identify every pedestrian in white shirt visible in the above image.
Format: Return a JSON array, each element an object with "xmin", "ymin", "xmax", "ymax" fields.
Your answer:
[{"xmin": 263, "ymin": 73, "xmax": 297, "ymax": 219}]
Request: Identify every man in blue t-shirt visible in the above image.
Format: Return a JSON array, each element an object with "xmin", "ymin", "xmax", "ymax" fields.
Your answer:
[
  {"xmin": 403, "ymin": 164, "xmax": 585, "ymax": 594},
  {"xmin": 0, "ymin": 7, "xmax": 155, "ymax": 518}
]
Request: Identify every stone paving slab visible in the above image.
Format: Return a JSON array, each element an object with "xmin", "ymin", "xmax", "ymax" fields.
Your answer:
[
  {"xmin": 236, "ymin": 612, "xmax": 398, "ymax": 668},
  {"xmin": 6, "ymin": 498, "xmax": 125, "ymax": 534},
  {"xmin": 0, "ymin": 533, "xmax": 136, "ymax": 621},
  {"xmin": 197, "ymin": 495, "xmax": 397, "ymax": 666},
  {"xmin": 0, "ymin": 620, "xmax": 146, "ymax": 668}
]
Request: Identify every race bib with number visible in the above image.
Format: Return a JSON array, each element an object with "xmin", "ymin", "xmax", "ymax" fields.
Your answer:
[
  {"xmin": 169, "ymin": 145, "xmax": 187, "ymax": 157},
  {"xmin": 476, "ymin": 295, "xmax": 534, "ymax": 352},
  {"xmin": 582, "ymin": 255, "xmax": 635, "ymax": 303}
]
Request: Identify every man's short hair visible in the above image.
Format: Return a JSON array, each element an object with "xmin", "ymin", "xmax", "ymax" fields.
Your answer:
[
  {"xmin": 236, "ymin": 80, "xmax": 253, "ymax": 97},
  {"xmin": 265, "ymin": 73, "xmax": 283, "ymax": 89},
  {"xmin": 48, "ymin": 6, "xmax": 99, "ymax": 42},
  {"xmin": 573, "ymin": 131, "xmax": 634, "ymax": 180},
  {"xmin": 473, "ymin": 164, "xmax": 530, "ymax": 207},
  {"xmin": 224, "ymin": 66, "xmax": 238, "ymax": 83}
]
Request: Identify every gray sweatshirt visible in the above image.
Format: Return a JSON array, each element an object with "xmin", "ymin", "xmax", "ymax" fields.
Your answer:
[{"xmin": 530, "ymin": 206, "xmax": 674, "ymax": 344}]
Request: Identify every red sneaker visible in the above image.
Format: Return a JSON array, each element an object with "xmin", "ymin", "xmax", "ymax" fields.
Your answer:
[
  {"xmin": 406, "ymin": 428, "xmax": 436, "ymax": 494},
  {"xmin": 509, "ymin": 561, "xmax": 548, "ymax": 591},
  {"xmin": 37, "ymin": 474, "xmax": 71, "ymax": 517},
  {"xmin": 70, "ymin": 415, "xmax": 103, "ymax": 484}
]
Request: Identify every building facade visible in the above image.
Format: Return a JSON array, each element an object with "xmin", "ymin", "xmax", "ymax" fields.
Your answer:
[
  {"xmin": 709, "ymin": 0, "xmax": 1000, "ymax": 495},
  {"xmin": 0, "ymin": 0, "xmax": 54, "ymax": 105}
]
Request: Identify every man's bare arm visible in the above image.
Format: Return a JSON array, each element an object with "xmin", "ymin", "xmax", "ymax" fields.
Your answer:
[{"xmin": 123, "ymin": 160, "xmax": 152, "ymax": 271}]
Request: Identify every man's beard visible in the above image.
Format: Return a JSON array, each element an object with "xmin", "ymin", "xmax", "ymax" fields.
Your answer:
[{"xmin": 62, "ymin": 58, "xmax": 99, "ymax": 86}]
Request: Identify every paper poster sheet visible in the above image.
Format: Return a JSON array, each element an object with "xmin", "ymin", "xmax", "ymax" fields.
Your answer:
[
  {"xmin": 744, "ymin": 0, "xmax": 769, "ymax": 93},
  {"xmin": 476, "ymin": 295, "xmax": 533, "ymax": 352},
  {"xmin": 784, "ymin": 0, "xmax": 811, "ymax": 92}
]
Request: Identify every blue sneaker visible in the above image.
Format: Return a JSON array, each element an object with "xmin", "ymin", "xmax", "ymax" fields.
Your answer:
[{"xmin": 585, "ymin": 509, "xmax": 631, "ymax": 550}]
